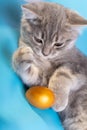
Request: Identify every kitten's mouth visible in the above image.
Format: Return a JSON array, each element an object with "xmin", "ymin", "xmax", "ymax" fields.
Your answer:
[
  {"xmin": 36, "ymin": 52, "xmax": 55, "ymax": 60},
  {"xmin": 33, "ymin": 48, "xmax": 57, "ymax": 61}
]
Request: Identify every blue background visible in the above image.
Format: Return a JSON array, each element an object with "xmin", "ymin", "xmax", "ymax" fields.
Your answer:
[{"xmin": 0, "ymin": 0, "xmax": 87, "ymax": 130}]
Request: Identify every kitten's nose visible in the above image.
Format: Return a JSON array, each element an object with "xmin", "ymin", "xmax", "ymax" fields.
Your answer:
[{"xmin": 42, "ymin": 47, "xmax": 51, "ymax": 56}]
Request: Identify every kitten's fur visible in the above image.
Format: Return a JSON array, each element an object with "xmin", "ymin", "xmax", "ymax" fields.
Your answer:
[{"xmin": 12, "ymin": 2, "xmax": 87, "ymax": 130}]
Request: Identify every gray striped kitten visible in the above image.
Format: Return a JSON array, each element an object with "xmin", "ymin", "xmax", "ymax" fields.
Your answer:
[{"xmin": 12, "ymin": 2, "xmax": 87, "ymax": 130}]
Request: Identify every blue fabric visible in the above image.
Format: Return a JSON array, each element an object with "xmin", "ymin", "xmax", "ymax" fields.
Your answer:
[{"xmin": 0, "ymin": 0, "xmax": 87, "ymax": 130}]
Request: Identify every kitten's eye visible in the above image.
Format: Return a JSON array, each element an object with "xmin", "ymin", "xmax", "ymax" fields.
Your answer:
[
  {"xmin": 66, "ymin": 39, "xmax": 72, "ymax": 42},
  {"xmin": 54, "ymin": 42, "xmax": 64, "ymax": 48},
  {"xmin": 34, "ymin": 36, "xmax": 43, "ymax": 44}
]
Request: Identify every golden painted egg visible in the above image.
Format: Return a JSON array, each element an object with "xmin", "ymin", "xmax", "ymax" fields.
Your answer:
[{"xmin": 25, "ymin": 86, "xmax": 55, "ymax": 109}]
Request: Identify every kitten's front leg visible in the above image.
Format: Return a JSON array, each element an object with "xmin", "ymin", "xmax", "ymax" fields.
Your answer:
[
  {"xmin": 48, "ymin": 66, "xmax": 76, "ymax": 112},
  {"xmin": 12, "ymin": 46, "xmax": 41, "ymax": 86}
]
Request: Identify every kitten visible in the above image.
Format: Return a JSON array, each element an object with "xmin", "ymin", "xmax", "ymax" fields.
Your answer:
[{"xmin": 12, "ymin": 2, "xmax": 87, "ymax": 130}]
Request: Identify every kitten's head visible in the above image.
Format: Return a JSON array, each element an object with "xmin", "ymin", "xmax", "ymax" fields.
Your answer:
[{"xmin": 21, "ymin": 2, "xmax": 87, "ymax": 58}]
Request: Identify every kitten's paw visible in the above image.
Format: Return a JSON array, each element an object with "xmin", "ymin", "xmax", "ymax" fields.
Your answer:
[
  {"xmin": 48, "ymin": 79, "xmax": 69, "ymax": 112},
  {"xmin": 12, "ymin": 46, "xmax": 34, "ymax": 72},
  {"xmin": 48, "ymin": 82, "xmax": 69, "ymax": 112},
  {"xmin": 52, "ymin": 94, "xmax": 68, "ymax": 112}
]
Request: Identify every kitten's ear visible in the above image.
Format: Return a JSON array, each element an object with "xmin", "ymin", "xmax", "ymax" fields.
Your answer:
[
  {"xmin": 21, "ymin": 4, "xmax": 41, "ymax": 25},
  {"xmin": 65, "ymin": 9, "xmax": 87, "ymax": 26}
]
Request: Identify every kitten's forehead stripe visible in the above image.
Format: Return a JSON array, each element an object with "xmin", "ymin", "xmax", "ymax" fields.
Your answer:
[{"xmin": 37, "ymin": 4, "xmax": 67, "ymax": 42}]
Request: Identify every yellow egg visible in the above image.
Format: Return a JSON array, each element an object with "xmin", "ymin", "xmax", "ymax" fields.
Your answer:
[{"xmin": 25, "ymin": 86, "xmax": 55, "ymax": 109}]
